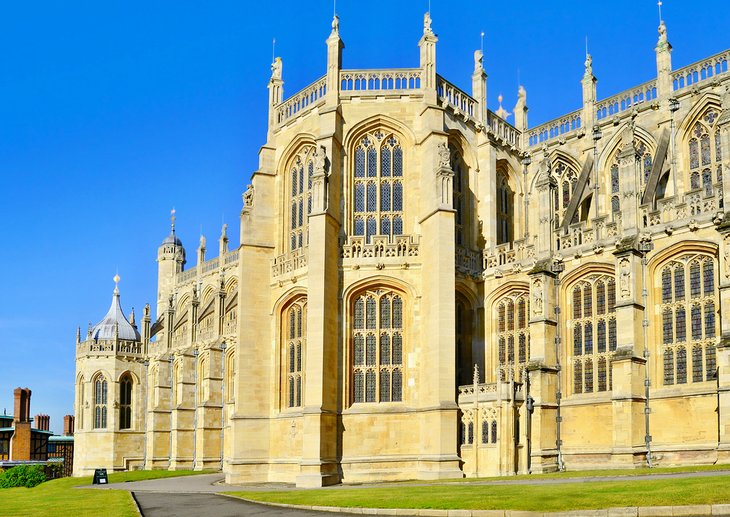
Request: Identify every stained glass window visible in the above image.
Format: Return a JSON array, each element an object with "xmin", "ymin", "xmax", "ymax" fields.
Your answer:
[
  {"xmin": 491, "ymin": 420, "xmax": 498, "ymax": 443},
  {"xmin": 284, "ymin": 300, "xmax": 306, "ymax": 408},
  {"xmin": 660, "ymin": 254, "xmax": 718, "ymax": 386},
  {"xmin": 289, "ymin": 150, "xmax": 314, "ymax": 251},
  {"xmin": 690, "ymin": 138, "xmax": 699, "ymax": 169},
  {"xmin": 688, "ymin": 109, "xmax": 722, "ymax": 197},
  {"xmin": 611, "ymin": 165, "xmax": 620, "ymax": 193},
  {"xmin": 352, "ymin": 291, "xmax": 405, "ymax": 404},
  {"xmin": 482, "ymin": 420, "xmax": 489, "ymax": 444},
  {"xmin": 353, "ymin": 133, "xmax": 405, "ymax": 242},
  {"xmin": 597, "ymin": 282, "xmax": 606, "ymax": 315},
  {"xmin": 703, "ymin": 169, "xmax": 713, "ymax": 196},
  {"xmin": 706, "ymin": 345, "xmax": 717, "ymax": 381},
  {"xmin": 496, "ymin": 292, "xmax": 530, "ymax": 380},
  {"xmin": 691, "ymin": 171, "xmax": 701, "ymax": 190},
  {"xmin": 597, "ymin": 320, "xmax": 606, "ymax": 353},
  {"xmin": 701, "ymin": 134, "xmax": 711, "ymax": 166},
  {"xmin": 598, "ymin": 357, "xmax": 607, "ymax": 392},
  {"xmin": 574, "ymin": 360, "xmax": 583, "ymax": 394}
]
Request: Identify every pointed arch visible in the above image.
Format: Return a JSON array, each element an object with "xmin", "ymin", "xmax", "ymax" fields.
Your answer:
[{"xmin": 677, "ymin": 93, "xmax": 723, "ymax": 137}]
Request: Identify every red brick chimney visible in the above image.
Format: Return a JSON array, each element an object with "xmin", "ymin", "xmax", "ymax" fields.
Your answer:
[
  {"xmin": 63, "ymin": 415, "xmax": 75, "ymax": 436},
  {"xmin": 35, "ymin": 414, "xmax": 49, "ymax": 431},
  {"xmin": 11, "ymin": 388, "xmax": 32, "ymax": 460}
]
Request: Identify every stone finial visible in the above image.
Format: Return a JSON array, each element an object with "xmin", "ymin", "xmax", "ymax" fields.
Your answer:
[
  {"xmin": 243, "ymin": 184, "xmax": 254, "ymax": 209},
  {"xmin": 517, "ymin": 85, "xmax": 526, "ymax": 102},
  {"xmin": 221, "ymin": 223, "xmax": 228, "ymax": 239},
  {"xmin": 657, "ymin": 21, "xmax": 668, "ymax": 48},
  {"xmin": 331, "ymin": 14, "xmax": 339, "ymax": 35},
  {"xmin": 314, "ymin": 145, "xmax": 329, "ymax": 176},
  {"xmin": 584, "ymin": 53, "xmax": 593, "ymax": 77},
  {"xmin": 199, "ymin": 234, "xmax": 206, "ymax": 250},
  {"xmin": 495, "ymin": 94, "xmax": 511, "ymax": 120}
]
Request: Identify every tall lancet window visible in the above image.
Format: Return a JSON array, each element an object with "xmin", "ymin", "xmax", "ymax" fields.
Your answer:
[
  {"xmin": 570, "ymin": 274, "xmax": 617, "ymax": 394},
  {"xmin": 659, "ymin": 254, "xmax": 718, "ymax": 385},
  {"xmin": 452, "ymin": 147, "xmax": 467, "ymax": 246},
  {"xmin": 353, "ymin": 132, "xmax": 404, "ymax": 243},
  {"xmin": 93, "ymin": 374, "xmax": 108, "ymax": 429},
  {"xmin": 552, "ymin": 160, "xmax": 578, "ymax": 228},
  {"xmin": 496, "ymin": 168, "xmax": 513, "ymax": 245},
  {"xmin": 284, "ymin": 299, "xmax": 306, "ymax": 408},
  {"xmin": 495, "ymin": 291, "xmax": 530, "ymax": 381},
  {"xmin": 688, "ymin": 108, "xmax": 723, "ymax": 197},
  {"xmin": 352, "ymin": 289, "xmax": 404, "ymax": 403},
  {"xmin": 119, "ymin": 373, "xmax": 133, "ymax": 430},
  {"xmin": 289, "ymin": 147, "xmax": 314, "ymax": 251}
]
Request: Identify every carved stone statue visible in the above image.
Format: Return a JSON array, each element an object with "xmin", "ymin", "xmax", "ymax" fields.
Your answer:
[
  {"xmin": 243, "ymin": 184, "xmax": 254, "ymax": 208},
  {"xmin": 437, "ymin": 142, "xmax": 451, "ymax": 169},
  {"xmin": 424, "ymin": 11, "xmax": 432, "ymax": 33},
  {"xmin": 532, "ymin": 279, "xmax": 543, "ymax": 316},
  {"xmin": 619, "ymin": 258, "xmax": 631, "ymax": 298},
  {"xmin": 474, "ymin": 50, "xmax": 483, "ymax": 72},
  {"xmin": 314, "ymin": 145, "xmax": 328, "ymax": 176},
  {"xmin": 584, "ymin": 53, "xmax": 593, "ymax": 77},
  {"xmin": 271, "ymin": 57, "xmax": 282, "ymax": 80}
]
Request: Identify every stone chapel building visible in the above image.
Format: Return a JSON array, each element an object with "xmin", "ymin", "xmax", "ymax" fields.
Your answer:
[{"xmin": 74, "ymin": 13, "xmax": 730, "ymax": 487}]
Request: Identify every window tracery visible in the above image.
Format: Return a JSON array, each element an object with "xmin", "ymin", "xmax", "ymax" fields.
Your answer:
[
  {"xmin": 352, "ymin": 289, "xmax": 404, "ymax": 403},
  {"xmin": 289, "ymin": 146, "xmax": 315, "ymax": 251},
  {"xmin": 119, "ymin": 373, "xmax": 133, "ymax": 430},
  {"xmin": 570, "ymin": 274, "xmax": 617, "ymax": 394},
  {"xmin": 353, "ymin": 132, "xmax": 404, "ymax": 243},
  {"xmin": 551, "ymin": 160, "xmax": 578, "ymax": 228},
  {"xmin": 496, "ymin": 291, "xmax": 530, "ymax": 381},
  {"xmin": 284, "ymin": 299, "xmax": 306, "ymax": 408},
  {"xmin": 496, "ymin": 168, "xmax": 513, "ymax": 245},
  {"xmin": 659, "ymin": 254, "xmax": 718, "ymax": 385},
  {"xmin": 688, "ymin": 108, "xmax": 723, "ymax": 198},
  {"xmin": 93, "ymin": 375, "xmax": 108, "ymax": 429}
]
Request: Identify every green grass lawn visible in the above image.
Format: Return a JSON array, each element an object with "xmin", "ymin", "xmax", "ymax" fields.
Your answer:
[
  {"xmin": 1, "ymin": 469, "xmax": 215, "ymax": 517},
  {"xmin": 230, "ymin": 472, "xmax": 730, "ymax": 512}
]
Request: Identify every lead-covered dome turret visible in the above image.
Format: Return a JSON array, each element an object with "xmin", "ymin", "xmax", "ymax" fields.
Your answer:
[{"xmin": 91, "ymin": 275, "xmax": 141, "ymax": 342}]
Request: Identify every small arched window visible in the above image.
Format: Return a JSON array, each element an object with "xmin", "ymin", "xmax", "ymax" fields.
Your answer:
[
  {"xmin": 93, "ymin": 375, "xmax": 108, "ymax": 429},
  {"xmin": 119, "ymin": 374, "xmax": 133, "ymax": 430},
  {"xmin": 353, "ymin": 132, "xmax": 404, "ymax": 242},
  {"xmin": 551, "ymin": 160, "xmax": 578, "ymax": 228}
]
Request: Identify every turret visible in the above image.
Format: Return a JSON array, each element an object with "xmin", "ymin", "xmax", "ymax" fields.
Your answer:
[{"xmin": 157, "ymin": 209, "xmax": 186, "ymax": 319}]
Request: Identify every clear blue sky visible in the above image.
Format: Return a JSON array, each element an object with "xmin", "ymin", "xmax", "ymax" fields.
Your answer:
[{"xmin": 0, "ymin": 1, "xmax": 727, "ymax": 434}]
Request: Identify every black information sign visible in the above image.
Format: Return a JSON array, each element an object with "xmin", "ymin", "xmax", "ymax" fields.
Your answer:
[{"xmin": 92, "ymin": 468, "xmax": 108, "ymax": 485}]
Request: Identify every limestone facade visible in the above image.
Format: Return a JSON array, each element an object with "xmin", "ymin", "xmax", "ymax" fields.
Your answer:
[{"xmin": 74, "ymin": 13, "xmax": 730, "ymax": 486}]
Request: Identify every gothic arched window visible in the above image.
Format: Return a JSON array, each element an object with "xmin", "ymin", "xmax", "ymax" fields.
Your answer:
[
  {"xmin": 552, "ymin": 160, "xmax": 578, "ymax": 228},
  {"xmin": 570, "ymin": 274, "xmax": 617, "ymax": 394},
  {"xmin": 659, "ymin": 254, "xmax": 718, "ymax": 385},
  {"xmin": 353, "ymin": 133, "xmax": 404, "ymax": 243},
  {"xmin": 93, "ymin": 375, "xmax": 108, "ymax": 429},
  {"xmin": 452, "ymin": 147, "xmax": 467, "ymax": 246},
  {"xmin": 119, "ymin": 373, "xmax": 133, "ymax": 430},
  {"xmin": 289, "ymin": 147, "xmax": 315, "ymax": 251},
  {"xmin": 496, "ymin": 291, "xmax": 530, "ymax": 381},
  {"xmin": 284, "ymin": 299, "xmax": 306, "ymax": 408},
  {"xmin": 688, "ymin": 108, "xmax": 722, "ymax": 198},
  {"xmin": 496, "ymin": 169, "xmax": 514, "ymax": 245},
  {"xmin": 352, "ymin": 289, "xmax": 404, "ymax": 403}
]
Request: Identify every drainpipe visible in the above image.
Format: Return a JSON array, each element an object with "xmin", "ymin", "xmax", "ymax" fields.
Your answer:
[
  {"xmin": 639, "ymin": 238, "xmax": 654, "ymax": 467},
  {"xmin": 220, "ymin": 340, "xmax": 227, "ymax": 472},
  {"xmin": 551, "ymin": 257, "xmax": 566, "ymax": 471},
  {"xmin": 142, "ymin": 359, "xmax": 149, "ymax": 469},
  {"xmin": 192, "ymin": 348, "xmax": 199, "ymax": 469},
  {"xmin": 525, "ymin": 366, "xmax": 534, "ymax": 474}
]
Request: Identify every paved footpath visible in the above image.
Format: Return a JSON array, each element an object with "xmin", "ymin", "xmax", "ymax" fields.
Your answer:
[{"xmin": 80, "ymin": 470, "xmax": 730, "ymax": 517}]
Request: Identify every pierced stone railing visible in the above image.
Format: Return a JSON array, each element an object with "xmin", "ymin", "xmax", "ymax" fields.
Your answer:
[
  {"xmin": 178, "ymin": 268, "xmax": 197, "ymax": 283},
  {"xmin": 455, "ymin": 246, "xmax": 483, "ymax": 277},
  {"xmin": 276, "ymin": 75, "xmax": 327, "ymax": 126},
  {"xmin": 595, "ymin": 79, "xmax": 658, "ymax": 121},
  {"xmin": 271, "ymin": 247, "xmax": 308, "ymax": 278},
  {"xmin": 341, "ymin": 234, "xmax": 419, "ymax": 259},
  {"xmin": 79, "ymin": 339, "xmax": 143, "ymax": 356},
  {"xmin": 486, "ymin": 110, "xmax": 520, "ymax": 147},
  {"xmin": 340, "ymin": 68, "xmax": 422, "ymax": 94},
  {"xmin": 224, "ymin": 319, "xmax": 237, "ymax": 336},
  {"xmin": 642, "ymin": 189, "xmax": 722, "ymax": 229},
  {"xmin": 458, "ymin": 383, "xmax": 497, "ymax": 397},
  {"xmin": 202, "ymin": 257, "xmax": 219, "ymax": 273},
  {"xmin": 527, "ymin": 109, "xmax": 582, "ymax": 147},
  {"xmin": 436, "ymin": 75, "xmax": 476, "ymax": 118},
  {"xmin": 483, "ymin": 242, "xmax": 517, "ymax": 269},
  {"xmin": 672, "ymin": 50, "xmax": 730, "ymax": 92},
  {"xmin": 224, "ymin": 249, "xmax": 239, "ymax": 265}
]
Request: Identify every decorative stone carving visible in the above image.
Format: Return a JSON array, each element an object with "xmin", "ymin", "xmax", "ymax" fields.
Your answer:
[
  {"xmin": 532, "ymin": 279, "xmax": 543, "ymax": 316},
  {"xmin": 724, "ymin": 235, "xmax": 730, "ymax": 279},
  {"xmin": 243, "ymin": 184, "xmax": 254, "ymax": 209},
  {"xmin": 437, "ymin": 142, "xmax": 451, "ymax": 169},
  {"xmin": 271, "ymin": 57, "xmax": 282, "ymax": 80},
  {"xmin": 619, "ymin": 258, "xmax": 631, "ymax": 299}
]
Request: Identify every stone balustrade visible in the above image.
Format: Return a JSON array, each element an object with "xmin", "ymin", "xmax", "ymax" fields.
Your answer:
[
  {"xmin": 276, "ymin": 76, "xmax": 327, "ymax": 126},
  {"xmin": 527, "ymin": 109, "xmax": 582, "ymax": 147},
  {"xmin": 341, "ymin": 234, "xmax": 419, "ymax": 260},
  {"xmin": 436, "ymin": 75, "xmax": 476, "ymax": 118},
  {"xmin": 486, "ymin": 110, "xmax": 520, "ymax": 147},
  {"xmin": 672, "ymin": 50, "xmax": 729, "ymax": 92},
  {"xmin": 340, "ymin": 68, "xmax": 422, "ymax": 94},
  {"xmin": 271, "ymin": 247, "xmax": 308, "ymax": 279},
  {"xmin": 596, "ymin": 79, "xmax": 658, "ymax": 121}
]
